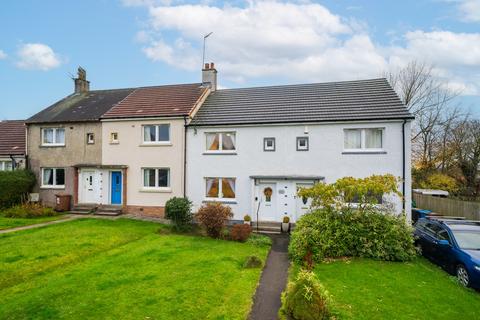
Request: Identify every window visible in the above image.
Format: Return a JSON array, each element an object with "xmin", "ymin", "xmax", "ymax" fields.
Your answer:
[
  {"xmin": 264, "ymin": 137, "xmax": 275, "ymax": 151},
  {"xmin": 42, "ymin": 168, "xmax": 65, "ymax": 188},
  {"xmin": 86, "ymin": 133, "xmax": 95, "ymax": 144},
  {"xmin": 0, "ymin": 161, "xmax": 13, "ymax": 171},
  {"xmin": 296, "ymin": 137, "xmax": 309, "ymax": 151},
  {"xmin": 42, "ymin": 128, "xmax": 65, "ymax": 146},
  {"xmin": 206, "ymin": 132, "xmax": 236, "ymax": 152},
  {"xmin": 205, "ymin": 177, "xmax": 236, "ymax": 200},
  {"xmin": 110, "ymin": 132, "xmax": 119, "ymax": 144},
  {"xmin": 143, "ymin": 168, "xmax": 170, "ymax": 188},
  {"xmin": 143, "ymin": 124, "xmax": 170, "ymax": 143},
  {"xmin": 344, "ymin": 128, "xmax": 383, "ymax": 151}
]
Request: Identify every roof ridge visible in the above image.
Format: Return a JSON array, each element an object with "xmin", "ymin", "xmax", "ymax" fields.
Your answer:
[{"xmin": 88, "ymin": 82, "xmax": 202, "ymax": 93}]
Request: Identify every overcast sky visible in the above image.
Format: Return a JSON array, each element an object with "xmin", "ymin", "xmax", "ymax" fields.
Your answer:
[{"xmin": 1, "ymin": 0, "xmax": 479, "ymax": 119}]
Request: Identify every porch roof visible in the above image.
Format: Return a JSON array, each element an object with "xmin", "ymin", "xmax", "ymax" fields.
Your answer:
[{"xmin": 250, "ymin": 175, "xmax": 324, "ymax": 180}]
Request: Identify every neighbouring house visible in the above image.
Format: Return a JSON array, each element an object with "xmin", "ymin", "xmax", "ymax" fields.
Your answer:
[
  {"xmin": 26, "ymin": 68, "xmax": 135, "ymax": 208},
  {"xmin": 186, "ymin": 78, "xmax": 414, "ymax": 222},
  {"xmin": 0, "ymin": 120, "xmax": 26, "ymax": 171}
]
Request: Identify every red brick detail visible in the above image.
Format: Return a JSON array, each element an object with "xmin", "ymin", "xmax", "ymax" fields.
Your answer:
[{"xmin": 125, "ymin": 205, "xmax": 165, "ymax": 218}]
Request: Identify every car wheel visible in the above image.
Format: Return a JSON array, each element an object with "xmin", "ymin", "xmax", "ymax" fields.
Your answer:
[{"xmin": 456, "ymin": 265, "xmax": 470, "ymax": 287}]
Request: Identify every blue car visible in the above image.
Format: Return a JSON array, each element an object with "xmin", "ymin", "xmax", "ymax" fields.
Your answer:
[{"xmin": 414, "ymin": 218, "xmax": 480, "ymax": 289}]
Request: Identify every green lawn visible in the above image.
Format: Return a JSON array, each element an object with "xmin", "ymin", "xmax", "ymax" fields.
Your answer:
[
  {"xmin": 0, "ymin": 214, "xmax": 65, "ymax": 230},
  {"xmin": 312, "ymin": 258, "xmax": 480, "ymax": 319},
  {"xmin": 0, "ymin": 218, "xmax": 269, "ymax": 319}
]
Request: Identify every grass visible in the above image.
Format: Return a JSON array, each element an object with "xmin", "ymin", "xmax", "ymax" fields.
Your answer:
[
  {"xmin": 0, "ymin": 214, "xmax": 65, "ymax": 230},
  {"xmin": 311, "ymin": 258, "xmax": 480, "ymax": 319},
  {"xmin": 0, "ymin": 218, "xmax": 270, "ymax": 319}
]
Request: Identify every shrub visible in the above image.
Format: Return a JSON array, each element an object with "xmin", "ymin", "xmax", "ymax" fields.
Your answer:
[
  {"xmin": 230, "ymin": 224, "xmax": 252, "ymax": 242},
  {"xmin": 195, "ymin": 202, "xmax": 233, "ymax": 238},
  {"xmin": 0, "ymin": 170, "xmax": 36, "ymax": 209},
  {"xmin": 289, "ymin": 208, "xmax": 417, "ymax": 264},
  {"xmin": 165, "ymin": 197, "xmax": 193, "ymax": 231},
  {"xmin": 243, "ymin": 255, "xmax": 262, "ymax": 268},
  {"xmin": 283, "ymin": 216, "xmax": 290, "ymax": 223},
  {"xmin": 244, "ymin": 214, "xmax": 251, "ymax": 222},
  {"xmin": 279, "ymin": 270, "xmax": 331, "ymax": 320},
  {"xmin": 418, "ymin": 173, "xmax": 459, "ymax": 194},
  {"xmin": 246, "ymin": 234, "xmax": 272, "ymax": 247},
  {"xmin": 2, "ymin": 203, "xmax": 58, "ymax": 218}
]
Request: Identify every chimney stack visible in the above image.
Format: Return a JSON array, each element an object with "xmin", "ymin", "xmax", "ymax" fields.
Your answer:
[
  {"xmin": 74, "ymin": 67, "xmax": 90, "ymax": 94},
  {"xmin": 202, "ymin": 62, "xmax": 217, "ymax": 92}
]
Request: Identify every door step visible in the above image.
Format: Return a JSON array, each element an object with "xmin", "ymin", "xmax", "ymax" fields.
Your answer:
[
  {"xmin": 251, "ymin": 221, "xmax": 282, "ymax": 234},
  {"xmin": 71, "ymin": 204, "xmax": 122, "ymax": 216}
]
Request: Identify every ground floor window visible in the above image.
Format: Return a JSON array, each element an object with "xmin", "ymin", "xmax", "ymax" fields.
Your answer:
[
  {"xmin": 205, "ymin": 177, "xmax": 236, "ymax": 200},
  {"xmin": 143, "ymin": 168, "xmax": 170, "ymax": 188},
  {"xmin": 0, "ymin": 160, "xmax": 13, "ymax": 171},
  {"xmin": 42, "ymin": 168, "xmax": 65, "ymax": 188}
]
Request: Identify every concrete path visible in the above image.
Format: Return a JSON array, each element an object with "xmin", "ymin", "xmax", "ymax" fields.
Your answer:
[
  {"xmin": 0, "ymin": 214, "xmax": 82, "ymax": 234},
  {"xmin": 249, "ymin": 234, "xmax": 290, "ymax": 320}
]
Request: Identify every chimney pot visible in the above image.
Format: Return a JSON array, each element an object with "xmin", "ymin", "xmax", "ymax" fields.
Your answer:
[
  {"xmin": 204, "ymin": 63, "xmax": 209, "ymax": 70},
  {"xmin": 202, "ymin": 62, "xmax": 217, "ymax": 92},
  {"xmin": 74, "ymin": 66, "xmax": 90, "ymax": 94},
  {"xmin": 210, "ymin": 62, "xmax": 214, "ymax": 69}
]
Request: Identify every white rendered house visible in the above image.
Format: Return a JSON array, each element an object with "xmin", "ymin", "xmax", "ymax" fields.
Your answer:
[{"xmin": 186, "ymin": 79, "xmax": 414, "ymax": 222}]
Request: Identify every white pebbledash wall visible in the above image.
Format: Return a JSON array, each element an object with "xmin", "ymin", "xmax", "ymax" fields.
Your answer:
[{"xmin": 186, "ymin": 120, "xmax": 412, "ymax": 221}]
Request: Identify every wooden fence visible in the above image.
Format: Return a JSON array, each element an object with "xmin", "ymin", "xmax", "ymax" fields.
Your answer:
[{"xmin": 413, "ymin": 193, "xmax": 480, "ymax": 220}]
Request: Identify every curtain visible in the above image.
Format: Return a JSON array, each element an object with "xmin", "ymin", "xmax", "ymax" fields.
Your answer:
[
  {"xmin": 222, "ymin": 178, "xmax": 236, "ymax": 198},
  {"xmin": 144, "ymin": 126, "xmax": 156, "ymax": 142},
  {"xmin": 222, "ymin": 133, "xmax": 235, "ymax": 150},
  {"xmin": 144, "ymin": 169, "xmax": 155, "ymax": 187},
  {"xmin": 344, "ymin": 129, "xmax": 361, "ymax": 149},
  {"xmin": 43, "ymin": 169, "xmax": 53, "ymax": 185},
  {"xmin": 206, "ymin": 133, "xmax": 219, "ymax": 150},
  {"xmin": 55, "ymin": 128, "xmax": 65, "ymax": 144},
  {"xmin": 43, "ymin": 129, "xmax": 53, "ymax": 144},
  {"xmin": 365, "ymin": 129, "xmax": 382, "ymax": 149},
  {"xmin": 206, "ymin": 178, "xmax": 218, "ymax": 197}
]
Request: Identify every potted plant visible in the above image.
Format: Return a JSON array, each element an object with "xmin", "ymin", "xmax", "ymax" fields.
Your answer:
[
  {"xmin": 282, "ymin": 216, "xmax": 290, "ymax": 232},
  {"xmin": 244, "ymin": 214, "xmax": 251, "ymax": 225}
]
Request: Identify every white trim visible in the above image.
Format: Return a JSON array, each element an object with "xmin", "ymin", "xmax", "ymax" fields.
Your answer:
[
  {"xmin": 205, "ymin": 131, "xmax": 236, "ymax": 152},
  {"xmin": 204, "ymin": 177, "xmax": 236, "ymax": 202},
  {"xmin": 343, "ymin": 127, "xmax": 385, "ymax": 152},
  {"xmin": 142, "ymin": 124, "xmax": 171, "ymax": 144},
  {"xmin": 142, "ymin": 167, "xmax": 170, "ymax": 189},
  {"xmin": 41, "ymin": 167, "xmax": 65, "ymax": 188},
  {"xmin": 41, "ymin": 127, "xmax": 65, "ymax": 146}
]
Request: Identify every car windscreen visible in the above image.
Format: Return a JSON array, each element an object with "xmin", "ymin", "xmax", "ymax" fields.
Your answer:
[{"xmin": 452, "ymin": 230, "xmax": 480, "ymax": 250}]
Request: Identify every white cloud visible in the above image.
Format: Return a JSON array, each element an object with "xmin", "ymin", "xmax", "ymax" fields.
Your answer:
[
  {"xmin": 458, "ymin": 0, "xmax": 480, "ymax": 22},
  {"xmin": 0, "ymin": 50, "xmax": 7, "ymax": 59},
  {"xmin": 16, "ymin": 43, "xmax": 62, "ymax": 71},
  {"xmin": 131, "ymin": 1, "xmax": 480, "ymax": 95}
]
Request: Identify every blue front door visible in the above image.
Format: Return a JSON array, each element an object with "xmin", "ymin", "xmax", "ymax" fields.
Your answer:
[{"xmin": 111, "ymin": 171, "xmax": 122, "ymax": 205}]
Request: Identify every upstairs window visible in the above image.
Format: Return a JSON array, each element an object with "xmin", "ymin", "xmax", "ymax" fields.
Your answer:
[
  {"xmin": 42, "ymin": 168, "xmax": 65, "ymax": 188},
  {"xmin": 110, "ymin": 132, "xmax": 119, "ymax": 144},
  {"xmin": 143, "ymin": 124, "xmax": 170, "ymax": 143},
  {"xmin": 344, "ymin": 128, "xmax": 383, "ymax": 151},
  {"xmin": 297, "ymin": 137, "xmax": 309, "ymax": 151},
  {"xmin": 86, "ymin": 133, "xmax": 95, "ymax": 144},
  {"xmin": 42, "ymin": 128, "xmax": 65, "ymax": 146},
  {"xmin": 264, "ymin": 137, "xmax": 275, "ymax": 151},
  {"xmin": 206, "ymin": 132, "xmax": 236, "ymax": 152},
  {"xmin": 205, "ymin": 177, "xmax": 236, "ymax": 200},
  {"xmin": 0, "ymin": 161, "xmax": 13, "ymax": 171}
]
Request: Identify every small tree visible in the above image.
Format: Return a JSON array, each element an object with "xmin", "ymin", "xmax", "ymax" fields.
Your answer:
[
  {"xmin": 195, "ymin": 202, "xmax": 233, "ymax": 238},
  {"xmin": 165, "ymin": 197, "xmax": 193, "ymax": 231}
]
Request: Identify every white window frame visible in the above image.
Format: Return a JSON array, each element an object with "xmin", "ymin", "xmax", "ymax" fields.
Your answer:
[
  {"xmin": 263, "ymin": 137, "xmax": 275, "ymax": 152},
  {"xmin": 142, "ymin": 124, "xmax": 171, "ymax": 145},
  {"xmin": 204, "ymin": 131, "xmax": 237, "ymax": 154},
  {"xmin": 86, "ymin": 133, "xmax": 95, "ymax": 144},
  {"xmin": 0, "ymin": 160, "xmax": 13, "ymax": 171},
  {"xmin": 110, "ymin": 132, "xmax": 119, "ymax": 144},
  {"xmin": 141, "ymin": 168, "xmax": 171, "ymax": 191},
  {"xmin": 296, "ymin": 137, "xmax": 309, "ymax": 151},
  {"xmin": 41, "ymin": 127, "xmax": 65, "ymax": 146},
  {"xmin": 41, "ymin": 168, "xmax": 65, "ymax": 189},
  {"xmin": 204, "ymin": 177, "xmax": 236, "ymax": 202},
  {"xmin": 343, "ymin": 128, "xmax": 384, "ymax": 152}
]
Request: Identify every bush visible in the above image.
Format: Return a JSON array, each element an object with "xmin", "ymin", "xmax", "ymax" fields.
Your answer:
[
  {"xmin": 279, "ymin": 270, "xmax": 331, "ymax": 320},
  {"xmin": 243, "ymin": 255, "xmax": 263, "ymax": 268},
  {"xmin": 418, "ymin": 172, "xmax": 459, "ymax": 194},
  {"xmin": 195, "ymin": 202, "xmax": 233, "ymax": 238},
  {"xmin": 0, "ymin": 170, "xmax": 36, "ymax": 209},
  {"xmin": 165, "ymin": 197, "xmax": 193, "ymax": 231},
  {"xmin": 246, "ymin": 234, "xmax": 272, "ymax": 247},
  {"xmin": 289, "ymin": 208, "xmax": 417, "ymax": 265},
  {"xmin": 2, "ymin": 203, "xmax": 58, "ymax": 218},
  {"xmin": 230, "ymin": 224, "xmax": 252, "ymax": 242}
]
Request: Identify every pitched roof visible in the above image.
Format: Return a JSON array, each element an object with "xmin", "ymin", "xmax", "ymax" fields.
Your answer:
[
  {"xmin": 190, "ymin": 78, "xmax": 413, "ymax": 126},
  {"xmin": 0, "ymin": 120, "xmax": 26, "ymax": 156},
  {"xmin": 26, "ymin": 88, "xmax": 135, "ymax": 124},
  {"xmin": 101, "ymin": 83, "xmax": 207, "ymax": 119}
]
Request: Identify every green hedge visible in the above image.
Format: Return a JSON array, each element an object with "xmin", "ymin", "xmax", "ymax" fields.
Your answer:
[
  {"xmin": 289, "ymin": 208, "xmax": 417, "ymax": 264},
  {"xmin": 0, "ymin": 170, "xmax": 36, "ymax": 209}
]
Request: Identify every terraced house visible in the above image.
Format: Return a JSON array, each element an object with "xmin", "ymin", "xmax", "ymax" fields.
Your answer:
[{"xmin": 0, "ymin": 120, "xmax": 26, "ymax": 171}]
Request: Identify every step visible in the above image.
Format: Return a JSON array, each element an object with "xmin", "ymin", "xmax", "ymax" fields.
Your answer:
[
  {"xmin": 95, "ymin": 211, "xmax": 122, "ymax": 216},
  {"xmin": 98, "ymin": 205, "xmax": 122, "ymax": 212},
  {"xmin": 251, "ymin": 221, "xmax": 282, "ymax": 227},
  {"xmin": 253, "ymin": 229, "xmax": 281, "ymax": 235},
  {"xmin": 69, "ymin": 210, "xmax": 93, "ymax": 215}
]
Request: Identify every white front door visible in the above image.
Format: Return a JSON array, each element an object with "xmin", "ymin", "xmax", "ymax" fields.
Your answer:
[
  {"xmin": 81, "ymin": 170, "xmax": 98, "ymax": 203},
  {"xmin": 295, "ymin": 183, "xmax": 314, "ymax": 221},
  {"xmin": 256, "ymin": 183, "xmax": 277, "ymax": 221}
]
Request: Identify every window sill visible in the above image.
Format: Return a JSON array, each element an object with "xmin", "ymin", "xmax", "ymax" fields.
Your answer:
[
  {"xmin": 202, "ymin": 151, "xmax": 237, "ymax": 155},
  {"xmin": 342, "ymin": 150, "xmax": 386, "ymax": 155},
  {"xmin": 40, "ymin": 186, "xmax": 65, "ymax": 190},
  {"xmin": 202, "ymin": 198, "xmax": 237, "ymax": 204},
  {"xmin": 40, "ymin": 144, "xmax": 65, "ymax": 148},
  {"xmin": 140, "ymin": 187, "xmax": 172, "ymax": 193},
  {"xmin": 109, "ymin": 141, "xmax": 120, "ymax": 145},
  {"xmin": 140, "ymin": 142, "xmax": 172, "ymax": 147}
]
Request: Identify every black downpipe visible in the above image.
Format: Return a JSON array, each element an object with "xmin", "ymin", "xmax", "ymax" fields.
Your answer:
[
  {"xmin": 9, "ymin": 155, "xmax": 16, "ymax": 171},
  {"xmin": 402, "ymin": 120, "xmax": 407, "ymax": 211},
  {"xmin": 183, "ymin": 117, "xmax": 188, "ymax": 198}
]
